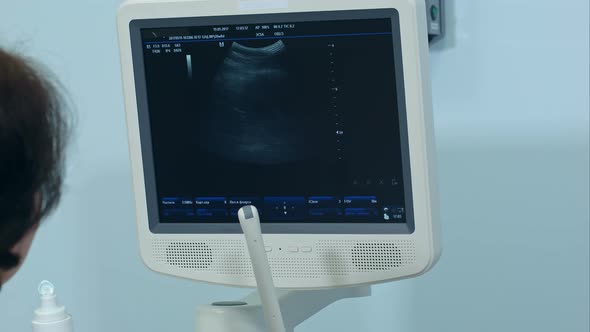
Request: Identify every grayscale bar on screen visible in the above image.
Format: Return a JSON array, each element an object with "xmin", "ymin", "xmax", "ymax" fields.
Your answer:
[{"xmin": 186, "ymin": 54, "xmax": 192, "ymax": 80}]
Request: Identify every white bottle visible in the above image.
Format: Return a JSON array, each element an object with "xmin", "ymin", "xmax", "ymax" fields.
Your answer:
[{"xmin": 32, "ymin": 280, "xmax": 73, "ymax": 332}]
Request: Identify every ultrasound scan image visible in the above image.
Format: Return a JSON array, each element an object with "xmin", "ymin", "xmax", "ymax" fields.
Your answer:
[{"xmin": 200, "ymin": 40, "xmax": 307, "ymax": 165}]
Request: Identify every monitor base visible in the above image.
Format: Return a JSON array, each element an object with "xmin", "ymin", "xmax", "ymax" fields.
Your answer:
[{"xmin": 196, "ymin": 286, "xmax": 371, "ymax": 332}]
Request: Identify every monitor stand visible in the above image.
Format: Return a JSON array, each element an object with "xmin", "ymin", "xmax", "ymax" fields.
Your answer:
[{"xmin": 196, "ymin": 286, "xmax": 371, "ymax": 332}]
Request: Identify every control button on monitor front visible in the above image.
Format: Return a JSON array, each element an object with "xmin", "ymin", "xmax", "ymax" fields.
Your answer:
[
  {"xmin": 301, "ymin": 247, "xmax": 312, "ymax": 253},
  {"xmin": 289, "ymin": 246, "xmax": 299, "ymax": 252},
  {"xmin": 265, "ymin": 246, "xmax": 272, "ymax": 252}
]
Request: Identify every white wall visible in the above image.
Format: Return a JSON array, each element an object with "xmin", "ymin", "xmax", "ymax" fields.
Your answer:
[{"xmin": 0, "ymin": 1, "xmax": 588, "ymax": 331}]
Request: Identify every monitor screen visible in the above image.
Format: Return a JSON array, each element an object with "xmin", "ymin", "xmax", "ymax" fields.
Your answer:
[{"xmin": 131, "ymin": 10, "xmax": 413, "ymax": 232}]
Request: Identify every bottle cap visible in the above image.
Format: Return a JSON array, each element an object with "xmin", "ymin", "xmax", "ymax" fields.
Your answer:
[{"xmin": 33, "ymin": 280, "xmax": 71, "ymax": 324}]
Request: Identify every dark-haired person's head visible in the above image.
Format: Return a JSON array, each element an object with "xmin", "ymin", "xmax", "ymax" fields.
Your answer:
[{"xmin": 0, "ymin": 48, "xmax": 69, "ymax": 289}]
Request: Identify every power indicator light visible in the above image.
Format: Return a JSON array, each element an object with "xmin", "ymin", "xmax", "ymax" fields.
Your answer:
[{"xmin": 430, "ymin": 5, "xmax": 439, "ymax": 21}]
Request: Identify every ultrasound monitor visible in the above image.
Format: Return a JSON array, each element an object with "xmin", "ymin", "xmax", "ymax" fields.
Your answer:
[{"xmin": 118, "ymin": 0, "xmax": 440, "ymax": 288}]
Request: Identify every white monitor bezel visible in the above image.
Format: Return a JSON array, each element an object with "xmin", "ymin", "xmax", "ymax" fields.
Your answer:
[
  {"xmin": 117, "ymin": 0, "xmax": 440, "ymax": 288},
  {"xmin": 128, "ymin": 9, "xmax": 414, "ymax": 235}
]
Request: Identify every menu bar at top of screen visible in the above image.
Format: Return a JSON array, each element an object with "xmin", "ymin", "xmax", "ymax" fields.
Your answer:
[{"xmin": 140, "ymin": 18, "xmax": 393, "ymax": 45}]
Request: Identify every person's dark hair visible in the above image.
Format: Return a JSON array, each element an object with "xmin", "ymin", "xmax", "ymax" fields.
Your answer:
[{"xmin": 0, "ymin": 48, "xmax": 70, "ymax": 280}]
